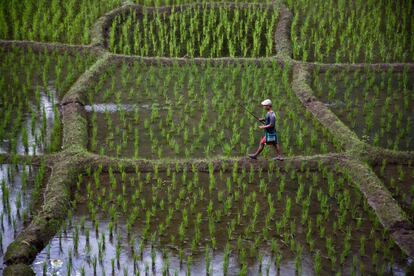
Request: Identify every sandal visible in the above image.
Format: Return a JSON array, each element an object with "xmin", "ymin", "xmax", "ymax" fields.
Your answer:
[{"xmin": 248, "ymin": 154, "xmax": 257, "ymax": 160}]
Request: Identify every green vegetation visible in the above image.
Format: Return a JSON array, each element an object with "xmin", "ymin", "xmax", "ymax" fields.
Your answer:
[
  {"xmin": 374, "ymin": 161, "xmax": 414, "ymax": 221},
  {"xmin": 312, "ymin": 67, "xmax": 414, "ymax": 151},
  {"xmin": 109, "ymin": 6, "xmax": 278, "ymax": 57},
  {"xmin": 133, "ymin": 0, "xmax": 275, "ymax": 6},
  {"xmin": 1, "ymin": 0, "xmax": 413, "ymax": 275},
  {"xmin": 288, "ymin": 0, "xmax": 414, "ymax": 63},
  {"xmin": 0, "ymin": 0, "xmax": 121, "ymax": 44},
  {"xmin": 86, "ymin": 62, "xmax": 342, "ymax": 158},
  {"xmin": 33, "ymin": 163, "xmax": 410, "ymax": 275},
  {"xmin": 0, "ymin": 47, "xmax": 96, "ymax": 155},
  {"xmin": 0, "ymin": 162, "xmax": 48, "ymax": 269}
]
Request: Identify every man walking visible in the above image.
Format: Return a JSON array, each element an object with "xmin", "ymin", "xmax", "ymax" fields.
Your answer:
[{"xmin": 248, "ymin": 99, "xmax": 283, "ymax": 160}]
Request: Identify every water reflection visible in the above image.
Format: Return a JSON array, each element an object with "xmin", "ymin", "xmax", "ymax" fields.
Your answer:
[
  {"xmin": 0, "ymin": 83, "xmax": 57, "ymax": 155},
  {"xmin": 0, "ymin": 165, "xmax": 34, "ymax": 273},
  {"xmin": 84, "ymin": 103, "xmax": 170, "ymax": 113},
  {"xmin": 32, "ymin": 218, "xmax": 315, "ymax": 275}
]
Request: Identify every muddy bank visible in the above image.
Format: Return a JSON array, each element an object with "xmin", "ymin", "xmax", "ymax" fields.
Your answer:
[
  {"xmin": 341, "ymin": 158, "xmax": 414, "ymax": 258},
  {"xmin": 0, "ymin": 39, "xmax": 103, "ymax": 58},
  {"xmin": 82, "ymin": 151, "xmax": 345, "ymax": 173},
  {"xmin": 3, "ymin": 264, "xmax": 34, "ymax": 276},
  {"xmin": 108, "ymin": 53, "xmax": 287, "ymax": 67},
  {"xmin": 291, "ymin": 64, "xmax": 361, "ymax": 152},
  {"xmin": 274, "ymin": 5, "xmax": 293, "ymax": 58},
  {"xmin": 306, "ymin": 62, "xmax": 414, "ymax": 73},
  {"xmin": 62, "ymin": 53, "xmax": 112, "ymax": 105},
  {"xmin": 61, "ymin": 103, "xmax": 88, "ymax": 151},
  {"xmin": 4, "ymin": 154, "xmax": 82, "ymax": 266}
]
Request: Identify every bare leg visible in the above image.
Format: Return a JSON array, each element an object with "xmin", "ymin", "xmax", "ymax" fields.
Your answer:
[
  {"xmin": 276, "ymin": 144, "xmax": 282, "ymax": 156},
  {"xmin": 249, "ymin": 143, "xmax": 264, "ymax": 159},
  {"xmin": 273, "ymin": 143, "xmax": 283, "ymax": 160}
]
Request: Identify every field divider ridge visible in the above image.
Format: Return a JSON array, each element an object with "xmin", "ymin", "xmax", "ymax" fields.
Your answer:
[
  {"xmin": 363, "ymin": 146, "xmax": 414, "ymax": 166},
  {"xmin": 82, "ymin": 151, "xmax": 346, "ymax": 173},
  {"xmin": 290, "ymin": 61, "xmax": 414, "ymax": 258},
  {"xmin": 340, "ymin": 158, "xmax": 414, "ymax": 258},
  {"xmin": 109, "ymin": 52, "xmax": 287, "ymax": 66},
  {"xmin": 2, "ymin": 49, "xmax": 114, "ymax": 275},
  {"xmin": 291, "ymin": 63, "xmax": 364, "ymax": 153},
  {"xmin": 304, "ymin": 61, "xmax": 414, "ymax": 73},
  {"xmin": 3, "ymin": 152, "xmax": 84, "ymax": 274},
  {"xmin": 274, "ymin": 4, "xmax": 293, "ymax": 59},
  {"xmin": 61, "ymin": 53, "xmax": 113, "ymax": 152},
  {"xmin": 0, "ymin": 39, "xmax": 104, "ymax": 57}
]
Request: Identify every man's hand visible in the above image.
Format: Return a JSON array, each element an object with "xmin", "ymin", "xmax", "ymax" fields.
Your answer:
[
  {"xmin": 259, "ymin": 118, "xmax": 265, "ymax": 123},
  {"xmin": 258, "ymin": 125, "xmax": 266, "ymax": 129}
]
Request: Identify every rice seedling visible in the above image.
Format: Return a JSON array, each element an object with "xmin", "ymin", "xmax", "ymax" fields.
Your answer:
[
  {"xmin": 312, "ymin": 67, "xmax": 414, "ymax": 151},
  {"xmin": 0, "ymin": 47, "xmax": 96, "ymax": 155},
  {"xmin": 86, "ymin": 61, "xmax": 342, "ymax": 159},
  {"xmin": 288, "ymin": 0, "xmax": 413, "ymax": 63},
  {"xmin": 110, "ymin": 5, "xmax": 278, "ymax": 57},
  {"xmin": 373, "ymin": 161, "xmax": 414, "ymax": 221},
  {"xmin": 0, "ymin": 0, "xmax": 121, "ymax": 44},
  {"xmin": 32, "ymin": 165, "xmax": 411, "ymax": 275},
  {"xmin": 0, "ymin": 163, "xmax": 49, "ymax": 268}
]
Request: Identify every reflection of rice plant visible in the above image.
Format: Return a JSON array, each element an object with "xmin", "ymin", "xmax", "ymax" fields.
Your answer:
[{"xmin": 1, "ymin": 48, "xmax": 95, "ymax": 155}]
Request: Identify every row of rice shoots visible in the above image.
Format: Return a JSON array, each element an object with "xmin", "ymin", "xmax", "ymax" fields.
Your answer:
[{"xmin": 33, "ymin": 163, "xmax": 411, "ymax": 275}]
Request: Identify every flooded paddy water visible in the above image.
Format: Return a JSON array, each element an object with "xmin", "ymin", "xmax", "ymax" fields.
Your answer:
[
  {"xmin": 288, "ymin": 0, "xmax": 413, "ymax": 63},
  {"xmin": 312, "ymin": 68, "xmax": 414, "ymax": 151},
  {"xmin": 32, "ymin": 164, "xmax": 411, "ymax": 275},
  {"xmin": 85, "ymin": 62, "xmax": 343, "ymax": 159},
  {"xmin": 0, "ymin": 85, "xmax": 58, "ymax": 156},
  {"xmin": 373, "ymin": 162, "xmax": 414, "ymax": 223},
  {"xmin": 0, "ymin": 47, "xmax": 96, "ymax": 156},
  {"xmin": 0, "ymin": 163, "xmax": 49, "ymax": 274}
]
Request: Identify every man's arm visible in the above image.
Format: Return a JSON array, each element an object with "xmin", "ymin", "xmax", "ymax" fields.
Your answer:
[
  {"xmin": 259, "ymin": 114, "xmax": 275, "ymax": 129},
  {"xmin": 259, "ymin": 124, "xmax": 273, "ymax": 129}
]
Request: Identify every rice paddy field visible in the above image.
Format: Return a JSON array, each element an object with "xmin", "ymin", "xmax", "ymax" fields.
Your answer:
[
  {"xmin": 0, "ymin": 47, "xmax": 96, "ymax": 155},
  {"xmin": 0, "ymin": 0, "xmax": 122, "ymax": 44},
  {"xmin": 85, "ymin": 62, "xmax": 341, "ymax": 158},
  {"xmin": 288, "ymin": 0, "xmax": 414, "ymax": 63},
  {"xmin": 32, "ymin": 165, "xmax": 410, "ymax": 275},
  {"xmin": 311, "ymin": 67, "xmax": 414, "ymax": 151},
  {"xmin": 1, "ymin": 0, "xmax": 414, "ymax": 275},
  {"xmin": 0, "ymin": 162, "xmax": 49, "ymax": 273},
  {"xmin": 109, "ymin": 5, "xmax": 279, "ymax": 57},
  {"xmin": 373, "ymin": 161, "xmax": 414, "ymax": 222}
]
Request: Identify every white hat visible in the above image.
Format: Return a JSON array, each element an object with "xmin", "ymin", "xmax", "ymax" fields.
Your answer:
[{"xmin": 261, "ymin": 99, "xmax": 272, "ymax": 106}]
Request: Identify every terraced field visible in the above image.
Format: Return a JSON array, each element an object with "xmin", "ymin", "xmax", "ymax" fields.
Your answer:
[{"xmin": 1, "ymin": 0, "xmax": 413, "ymax": 275}]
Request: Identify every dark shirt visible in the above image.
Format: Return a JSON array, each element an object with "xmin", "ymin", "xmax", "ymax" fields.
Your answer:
[{"xmin": 265, "ymin": 111, "xmax": 276, "ymax": 134}]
